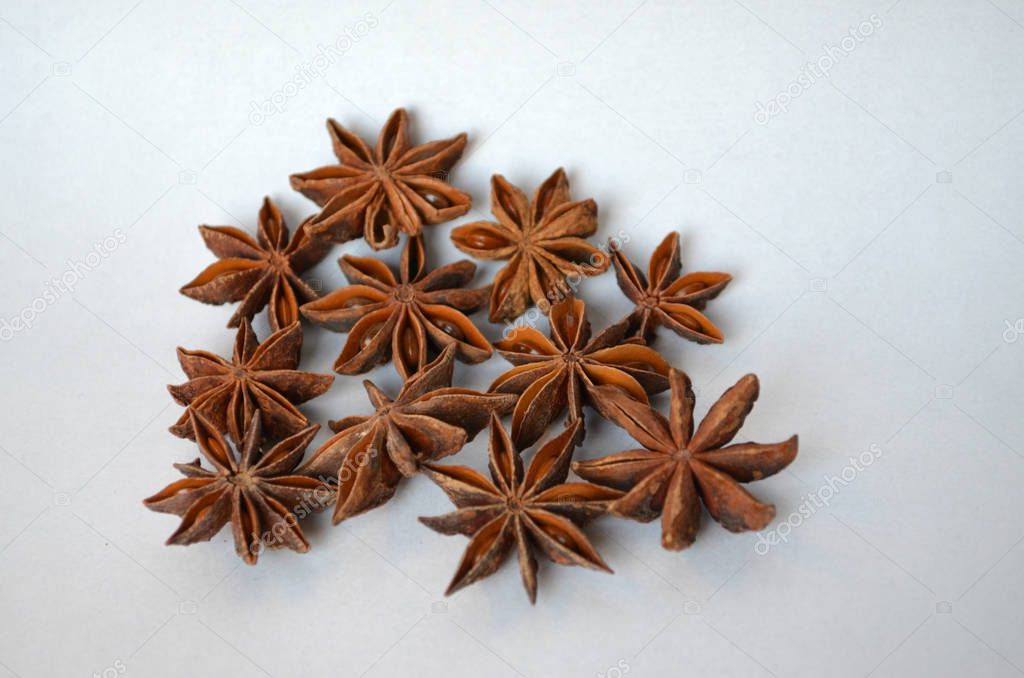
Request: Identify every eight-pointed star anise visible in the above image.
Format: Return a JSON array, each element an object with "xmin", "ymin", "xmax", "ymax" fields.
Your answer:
[
  {"xmin": 490, "ymin": 295, "xmax": 670, "ymax": 449},
  {"xmin": 290, "ymin": 108, "xmax": 471, "ymax": 250},
  {"xmin": 573, "ymin": 370, "xmax": 798, "ymax": 550},
  {"xmin": 611, "ymin": 231, "xmax": 732, "ymax": 344},
  {"xmin": 419, "ymin": 416, "xmax": 621, "ymax": 603},
  {"xmin": 450, "ymin": 168, "xmax": 610, "ymax": 323},
  {"xmin": 145, "ymin": 411, "xmax": 326, "ymax": 565},
  {"xmin": 168, "ymin": 321, "xmax": 334, "ymax": 444},
  {"xmin": 299, "ymin": 346, "xmax": 516, "ymax": 524},
  {"xmin": 180, "ymin": 196, "xmax": 330, "ymax": 332},
  {"xmin": 301, "ymin": 235, "xmax": 492, "ymax": 379}
]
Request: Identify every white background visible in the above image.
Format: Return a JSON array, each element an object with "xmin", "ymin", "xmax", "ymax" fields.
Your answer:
[{"xmin": 1, "ymin": 1, "xmax": 1023, "ymax": 676}]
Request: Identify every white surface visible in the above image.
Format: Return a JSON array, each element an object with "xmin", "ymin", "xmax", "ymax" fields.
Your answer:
[{"xmin": 1, "ymin": 1, "xmax": 1022, "ymax": 676}]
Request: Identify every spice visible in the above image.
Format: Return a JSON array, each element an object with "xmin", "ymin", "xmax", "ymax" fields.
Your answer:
[
  {"xmin": 145, "ymin": 411, "xmax": 324, "ymax": 564},
  {"xmin": 450, "ymin": 168, "xmax": 609, "ymax": 322},
  {"xmin": 168, "ymin": 321, "xmax": 334, "ymax": 444},
  {"xmin": 420, "ymin": 416, "xmax": 621, "ymax": 603},
  {"xmin": 301, "ymin": 235, "xmax": 491, "ymax": 379},
  {"xmin": 179, "ymin": 197, "xmax": 330, "ymax": 332},
  {"xmin": 573, "ymin": 370, "xmax": 798, "ymax": 550},
  {"xmin": 300, "ymin": 346, "xmax": 515, "ymax": 524},
  {"xmin": 611, "ymin": 231, "xmax": 731, "ymax": 344},
  {"xmin": 490, "ymin": 295, "xmax": 669, "ymax": 449},
  {"xmin": 290, "ymin": 108, "xmax": 471, "ymax": 250}
]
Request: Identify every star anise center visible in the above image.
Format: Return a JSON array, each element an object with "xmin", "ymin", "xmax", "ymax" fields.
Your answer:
[
  {"xmin": 393, "ymin": 284, "xmax": 417, "ymax": 303},
  {"xmin": 225, "ymin": 471, "xmax": 256, "ymax": 487},
  {"xmin": 562, "ymin": 351, "xmax": 583, "ymax": 365},
  {"xmin": 505, "ymin": 495, "xmax": 524, "ymax": 513},
  {"xmin": 229, "ymin": 365, "xmax": 249, "ymax": 381},
  {"xmin": 640, "ymin": 292, "xmax": 662, "ymax": 308},
  {"xmin": 671, "ymin": 446, "xmax": 693, "ymax": 463},
  {"xmin": 266, "ymin": 250, "xmax": 288, "ymax": 271}
]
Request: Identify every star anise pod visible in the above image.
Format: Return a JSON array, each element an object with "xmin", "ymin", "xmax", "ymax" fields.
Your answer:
[
  {"xmin": 290, "ymin": 108, "xmax": 471, "ymax": 250},
  {"xmin": 490, "ymin": 295, "xmax": 670, "ymax": 449},
  {"xmin": 180, "ymin": 196, "xmax": 330, "ymax": 331},
  {"xmin": 145, "ymin": 411, "xmax": 325, "ymax": 565},
  {"xmin": 301, "ymin": 235, "xmax": 492, "ymax": 379},
  {"xmin": 299, "ymin": 346, "xmax": 516, "ymax": 524},
  {"xmin": 450, "ymin": 168, "xmax": 610, "ymax": 323},
  {"xmin": 168, "ymin": 321, "xmax": 334, "ymax": 444},
  {"xmin": 573, "ymin": 370, "xmax": 798, "ymax": 550},
  {"xmin": 612, "ymin": 231, "xmax": 732, "ymax": 344},
  {"xmin": 420, "ymin": 416, "xmax": 621, "ymax": 603}
]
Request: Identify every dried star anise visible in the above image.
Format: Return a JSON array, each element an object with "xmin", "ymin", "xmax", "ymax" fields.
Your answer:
[
  {"xmin": 168, "ymin": 321, "xmax": 334, "ymax": 444},
  {"xmin": 301, "ymin": 235, "xmax": 492, "ymax": 379},
  {"xmin": 612, "ymin": 231, "xmax": 731, "ymax": 344},
  {"xmin": 300, "ymin": 346, "xmax": 515, "ymax": 524},
  {"xmin": 420, "ymin": 416, "xmax": 621, "ymax": 603},
  {"xmin": 573, "ymin": 370, "xmax": 798, "ymax": 550},
  {"xmin": 145, "ymin": 411, "xmax": 325, "ymax": 565},
  {"xmin": 180, "ymin": 197, "xmax": 330, "ymax": 332},
  {"xmin": 290, "ymin": 108, "xmax": 471, "ymax": 250},
  {"xmin": 490, "ymin": 295, "xmax": 670, "ymax": 449},
  {"xmin": 450, "ymin": 168, "xmax": 610, "ymax": 323}
]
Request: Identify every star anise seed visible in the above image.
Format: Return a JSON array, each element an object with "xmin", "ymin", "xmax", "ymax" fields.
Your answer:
[
  {"xmin": 612, "ymin": 231, "xmax": 731, "ymax": 344},
  {"xmin": 145, "ymin": 411, "xmax": 326, "ymax": 565},
  {"xmin": 573, "ymin": 369, "xmax": 798, "ymax": 550},
  {"xmin": 299, "ymin": 345, "xmax": 516, "ymax": 524},
  {"xmin": 180, "ymin": 196, "xmax": 330, "ymax": 332},
  {"xmin": 420, "ymin": 416, "xmax": 621, "ymax": 603},
  {"xmin": 451, "ymin": 168, "xmax": 610, "ymax": 323},
  {"xmin": 168, "ymin": 321, "xmax": 334, "ymax": 444},
  {"xmin": 301, "ymin": 235, "xmax": 492, "ymax": 379},
  {"xmin": 490, "ymin": 294, "xmax": 670, "ymax": 449},
  {"xmin": 290, "ymin": 108, "xmax": 471, "ymax": 250}
]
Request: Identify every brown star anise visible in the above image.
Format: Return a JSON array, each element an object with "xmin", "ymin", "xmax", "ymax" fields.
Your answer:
[
  {"xmin": 168, "ymin": 321, "xmax": 334, "ymax": 444},
  {"xmin": 573, "ymin": 370, "xmax": 798, "ymax": 550},
  {"xmin": 450, "ymin": 168, "xmax": 610, "ymax": 323},
  {"xmin": 299, "ymin": 346, "xmax": 516, "ymax": 524},
  {"xmin": 490, "ymin": 295, "xmax": 670, "ymax": 449},
  {"xmin": 290, "ymin": 108, "xmax": 471, "ymax": 250},
  {"xmin": 180, "ymin": 197, "xmax": 330, "ymax": 332},
  {"xmin": 301, "ymin": 235, "xmax": 492, "ymax": 379},
  {"xmin": 612, "ymin": 231, "xmax": 732, "ymax": 343},
  {"xmin": 420, "ymin": 416, "xmax": 621, "ymax": 603},
  {"xmin": 145, "ymin": 411, "xmax": 326, "ymax": 565}
]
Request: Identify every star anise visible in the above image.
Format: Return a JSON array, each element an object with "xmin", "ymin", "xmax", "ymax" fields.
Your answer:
[
  {"xmin": 611, "ymin": 231, "xmax": 731, "ymax": 344},
  {"xmin": 145, "ymin": 411, "xmax": 326, "ymax": 565},
  {"xmin": 301, "ymin": 235, "xmax": 492, "ymax": 379},
  {"xmin": 290, "ymin": 108, "xmax": 471, "ymax": 250},
  {"xmin": 573, "ymin": 370, "xmax": 798, "ymax": 550},
  {"xmin": 490, "ymin": 295, "xmax": 670, "ymax": 449},
  {"xmin": 450, "ymin": 168, "xmax": 610, "ymax": 323},
  {"xmin": 419, "ymin": 416, "xmax": 621, "ymax": 603},
  {"xmin": 299, "ymin": 346, "xmax": 516, "ymax": 524},
  {"xmin": 180, "ymin": 197, "xmax": 330, "ymax": 332},
  {"xmin": 168, "ymin": 321, "xmax": 334, "ymax": 444}
]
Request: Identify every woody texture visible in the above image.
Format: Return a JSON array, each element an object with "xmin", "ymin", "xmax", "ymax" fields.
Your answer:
[{"xmin": 290, "ymin": 108, "xmax": 471, "ymax": 250}]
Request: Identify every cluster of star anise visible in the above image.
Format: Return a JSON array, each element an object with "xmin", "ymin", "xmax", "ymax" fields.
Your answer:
[{"xmin": 147, "ymin": 108, "xmax": 798, "ymax": 603}]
